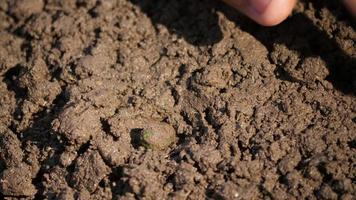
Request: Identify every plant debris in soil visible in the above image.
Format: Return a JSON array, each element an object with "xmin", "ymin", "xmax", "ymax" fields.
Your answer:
[{"xmin": 0, "ymin": 0, "xmax": 355, "ymax": 199}]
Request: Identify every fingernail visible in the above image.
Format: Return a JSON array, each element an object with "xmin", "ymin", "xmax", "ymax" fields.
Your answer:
[{"xmin": 248, "ymin": 0, "xmax": 272, "ymax": 13}]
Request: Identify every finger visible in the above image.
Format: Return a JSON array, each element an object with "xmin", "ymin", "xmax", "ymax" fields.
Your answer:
[
  {"xmin": 222, "ymin": 0, "xmax": 297, "ymax": 26},
  {"xmin": 343, "ymin": 0, "xmax": 356, "ymax": 17}
]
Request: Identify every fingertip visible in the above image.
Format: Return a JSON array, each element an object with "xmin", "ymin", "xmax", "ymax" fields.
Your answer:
[
  {"xmin": 247, "ymin": 0, "xmax": 297, "ymax": 26},
  {"xmin": 343, "ymin": 0, "xmax": 356, "ymax": 17},
  {"xmin": 224, "ymin": 0, "xmax": 297, "ymax": 26}
]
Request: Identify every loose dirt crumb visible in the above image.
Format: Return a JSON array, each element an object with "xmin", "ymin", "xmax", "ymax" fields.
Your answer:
[{"xmin": 70, "ymin": 150, "xmax": 110, "ymax": 193}]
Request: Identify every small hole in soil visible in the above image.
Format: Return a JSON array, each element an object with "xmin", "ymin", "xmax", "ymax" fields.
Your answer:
[
  {"xmin": 176, "ymin": 133, "xmax": 187, "ymax": 146},
  {"xmin": 219, "ymin": 88, "xmax": 227, "ymax": 93},
  {"xmin": 88, "ymin": 8, "xmax": 98, "ymax": 18},
  {"xmin": 352, "ymin": 117, "xmax": 356, "ymax": 123},
  {"xmin": 109, "ymin": 166, "xmax": 127, "ymax": 196},
  {"xmin": 171, "ymin": 88, "xmax": 180, "ymax": 105},
  {"xmin": 99, "ymin": 179, "xmax": 106, "ymax": 187},
  {"xmin": 32, "ymin": 170, "xmax": 46, "ymax": 200},
  {"xmin": 4, "ymin": 65, "xmax": 27, "ymax": 99},
  {"xmin": 165, "ymin": 174, "xmax": 175, "ymax": 185},
  {"xmin": 278, "ymin": 175, "xmax": 288, "ymax": 185},
  {"xmin": 100, "ymin": 118, "xmax": 111, "ymax": 135},
  {"xmin": 317, "ymin": 164, "xmax": 333, "ymax": 183},
  {"xmin": 77, "ymin": 140, "xmax": 91, "ymax": 155},
  {"xmin": 76, "ymin": 1, "xmax": 87, "ymax": 8},
  {"xmin": 178, "ymin": 64, "xmax": 187, "ymax": 78},
  {"xmin": 237, "ymin": 140, "xmax": 248, "ymax": 152},
  {"xmin": 273, "ymin": 134, "xmax": 281, "ymax": 141},
  {"xmin": 250, "ymin": 145, "xmax": 261, "ymax": 159},
  {"xmin": 348, "ymin": 140, "xmax": 356, "ymax": 149},
  {"xmin": 66, "ymin": 162, "xmax": 76, "ymax": 174},
  {"xmin": 130, "ymin": 128, "xmax": 143, "ymax": 149}
]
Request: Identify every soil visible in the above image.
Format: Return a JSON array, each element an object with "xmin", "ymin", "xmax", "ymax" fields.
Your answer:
[{"xmin": 0, "ymin": 0, "xmax": 355, "ymax": 199}]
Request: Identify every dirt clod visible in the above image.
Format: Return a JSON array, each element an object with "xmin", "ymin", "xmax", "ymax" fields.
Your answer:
[
  {"xmin": 9, "ymin": 0, "xmax": 44, "ymax": 19},
  {"xmin": 52, "ymin": 102, "xmax": 101, "ymax": 145},
  {"xmin": 0, "ymin": 163, "xmax": 37, "ymax": 196},
  {"xmin": 0, "ymin": 128, "xmax": 23, "ymax": 169}
]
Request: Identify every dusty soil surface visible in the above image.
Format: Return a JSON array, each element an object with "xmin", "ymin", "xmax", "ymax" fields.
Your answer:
[{"xmin": 0, "ymin": 0, "xmax": 355, "ymax": 199}]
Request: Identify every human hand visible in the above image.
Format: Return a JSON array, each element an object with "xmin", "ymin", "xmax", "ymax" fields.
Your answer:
[{"xmin": 222, "ymin": 0, "xmax": 356, "ymax": 26}]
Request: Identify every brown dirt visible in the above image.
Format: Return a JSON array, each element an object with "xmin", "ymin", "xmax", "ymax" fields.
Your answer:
[{"xmin": 0, "ymin": 0, "xmax": 355, "ymax": 199}]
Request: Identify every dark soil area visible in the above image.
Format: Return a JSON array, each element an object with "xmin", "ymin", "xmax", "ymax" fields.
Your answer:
[{"xmin": 0, "ymin": 0, "xmax": 355, "ymax": 199}]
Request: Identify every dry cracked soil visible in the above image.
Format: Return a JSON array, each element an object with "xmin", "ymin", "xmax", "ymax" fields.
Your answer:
[{"xmin": 0, "ymin": 0, "xmax": 355, "ymax": 199}]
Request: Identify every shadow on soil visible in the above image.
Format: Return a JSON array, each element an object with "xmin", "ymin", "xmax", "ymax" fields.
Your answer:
[{"xmin": 130, "ymin": 0, "xmax": 355, "ymax": 95}]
